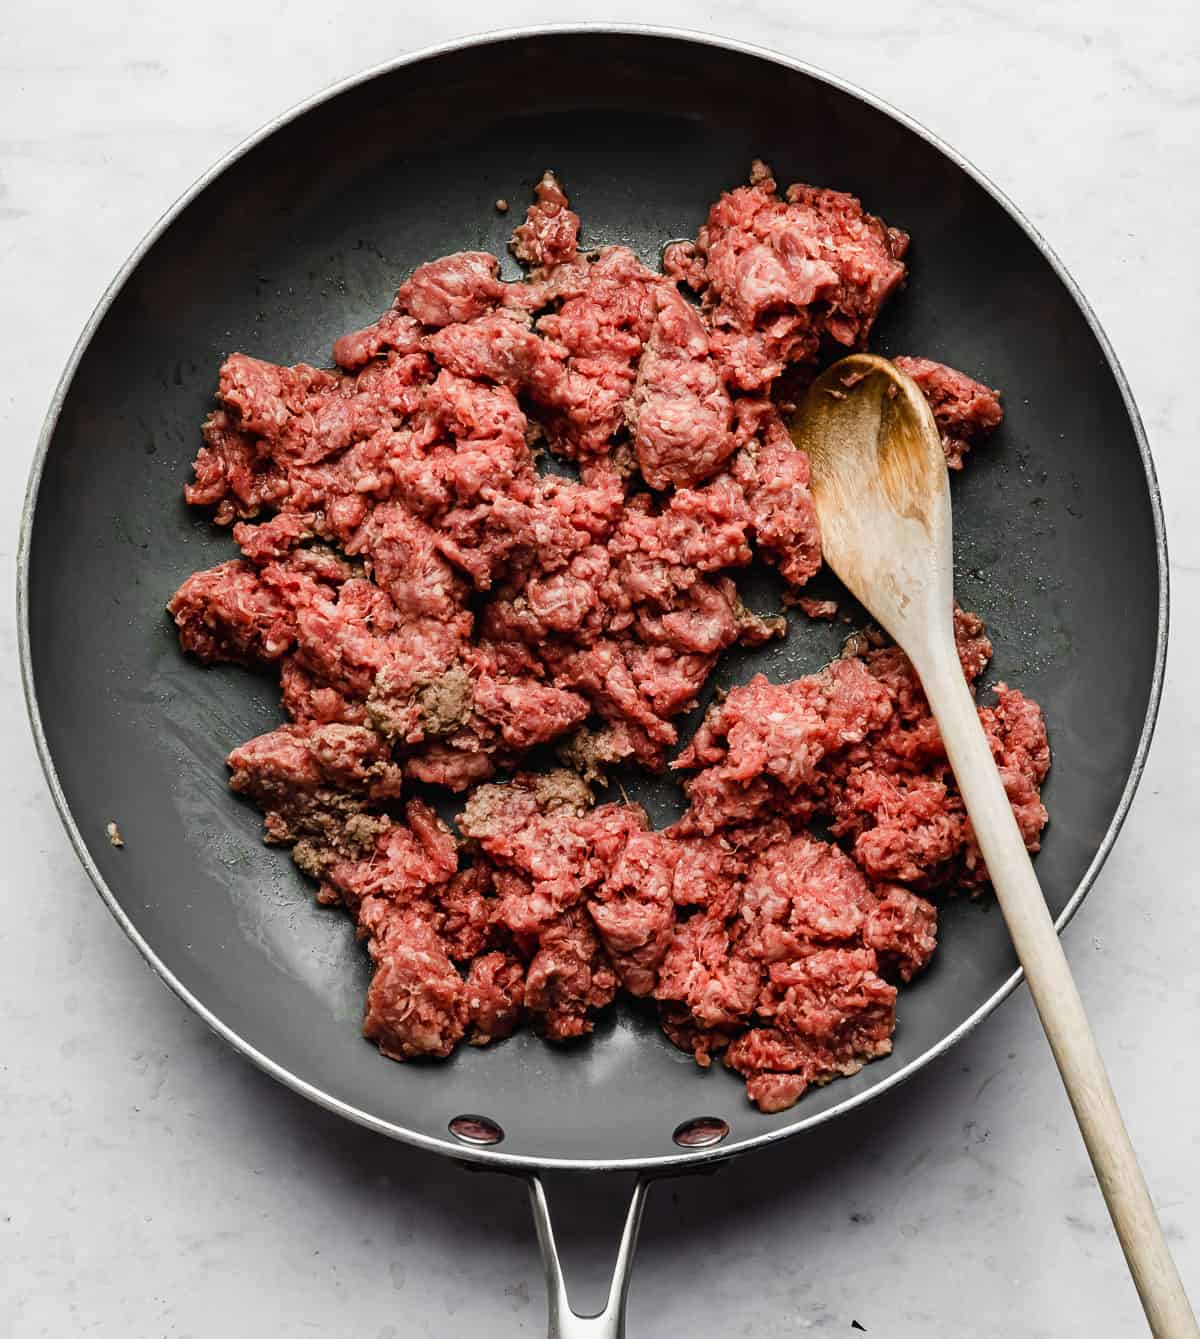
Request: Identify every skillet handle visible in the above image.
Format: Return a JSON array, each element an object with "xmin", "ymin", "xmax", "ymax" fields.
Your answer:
[{"xmin": 526, "ymin": 1173, "xmax": 650, "ymax": 1339}]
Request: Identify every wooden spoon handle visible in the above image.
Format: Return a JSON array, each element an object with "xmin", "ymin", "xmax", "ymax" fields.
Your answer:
[{"xmin": 922, "ymin": 657, "xmax": 1197, "ymax": 1338}]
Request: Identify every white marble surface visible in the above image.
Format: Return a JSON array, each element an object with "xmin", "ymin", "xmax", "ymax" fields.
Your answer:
[{"xmin": 3, "ymin": 3, "xmax": 1198, "ymax": 1335}]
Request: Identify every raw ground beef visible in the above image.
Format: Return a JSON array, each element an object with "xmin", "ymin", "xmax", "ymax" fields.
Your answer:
[
  {"xmin": 169, "ymin": 165, "xmax": 1040, "ymax": 1114},
  {"xmin": 893, "ymin": 355, "xmax": 1003, "ymax": 469},
  {"xmin": 663, "ymin": 159, "xmax": 909, "ymax": 392}
]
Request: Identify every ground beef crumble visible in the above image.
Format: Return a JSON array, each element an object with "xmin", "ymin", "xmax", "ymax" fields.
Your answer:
[
  {"xmin": 169, "ymin": 165, "xmax": 1039, "ymax": 1113},
  {"xmin": 893, "ymin": 355, "xmax": 1003, "ymax": 469}
]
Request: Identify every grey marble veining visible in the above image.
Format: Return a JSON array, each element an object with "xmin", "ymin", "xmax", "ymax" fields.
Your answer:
[{"xmin": 2, "ymin": 3, "xmax": 1197, "ymax": 1335}]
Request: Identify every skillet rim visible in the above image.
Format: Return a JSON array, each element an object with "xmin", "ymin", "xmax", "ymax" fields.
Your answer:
[{"xmin": 16, "ymin": 23, "xmax": 1169, "ymax": 1173}]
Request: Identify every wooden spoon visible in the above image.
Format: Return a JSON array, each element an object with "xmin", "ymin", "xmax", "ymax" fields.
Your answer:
[{"xmin": 790, "ymin": 353, "xmax": 1197, "ymax": 1338}]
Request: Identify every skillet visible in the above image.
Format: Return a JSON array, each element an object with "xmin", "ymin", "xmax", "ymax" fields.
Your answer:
[{"xmin": 17, "ymin": 27, "xmax": 1167, "ymax": 1335}]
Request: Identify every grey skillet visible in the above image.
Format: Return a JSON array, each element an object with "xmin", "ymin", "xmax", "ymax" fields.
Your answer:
[{"xmin": 18, "ymin": 27, "xmax": 1167, "ymax": 1336}]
